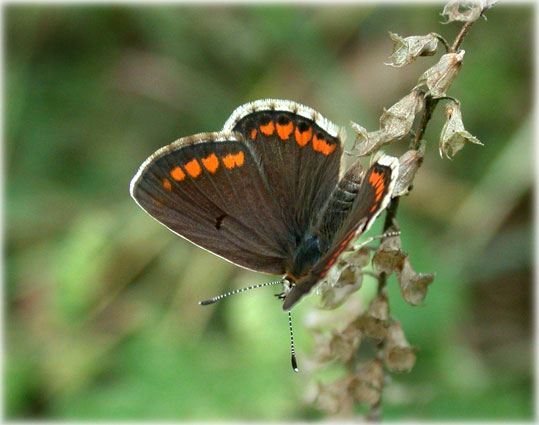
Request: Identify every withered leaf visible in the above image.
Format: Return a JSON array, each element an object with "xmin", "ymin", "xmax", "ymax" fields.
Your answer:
[{"xmin": 387, "ymin": 32, "xmax": 440, "ymax": 67}]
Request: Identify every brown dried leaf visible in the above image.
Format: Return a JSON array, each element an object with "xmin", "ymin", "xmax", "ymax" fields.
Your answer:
[
  {"xmin": 417, "ymin": 51, "xmax": 464, "ymax": 98},
  {"xmin": 387, "ymin": 32, "xmax": 440, "ymax": 67},
  {"xmin": 397, "ymin": 256, "xmax": 435, "ymax": 305},
  {"xmin": 439, "ymin": 100, "xmax": 483, "ymax": 158},
  {"xmin": 385, "ymin": 321, "xmax": 418, "ymax": 372}
]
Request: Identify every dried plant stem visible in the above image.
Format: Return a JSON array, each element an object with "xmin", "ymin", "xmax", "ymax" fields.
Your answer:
[
  {"xmin": 366, "ymin": 18, "xmax": 477, "ymax": 421},
  {"xmin": 451, "ymin": 20, "xmax": 475, "ymax": 52}
]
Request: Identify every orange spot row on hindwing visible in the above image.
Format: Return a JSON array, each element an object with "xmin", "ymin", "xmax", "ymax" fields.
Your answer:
[
  {"xmin": 368, "ymin": 170, "xmax": 386, "ymax": 202},
  {"xmin": 163, "ymin": 151, "xmax": 245, "ymax": 190}
]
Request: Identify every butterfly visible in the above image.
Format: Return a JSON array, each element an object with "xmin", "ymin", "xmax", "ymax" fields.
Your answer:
[{"xmin": 130, "ymin": 99, "xmax": 399, "ymax": 370}]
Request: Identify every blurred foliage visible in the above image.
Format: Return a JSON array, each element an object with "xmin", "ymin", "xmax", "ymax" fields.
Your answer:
[{"xmin": 5, "ymin": 4, "xmax": 532, "ymax": 421}]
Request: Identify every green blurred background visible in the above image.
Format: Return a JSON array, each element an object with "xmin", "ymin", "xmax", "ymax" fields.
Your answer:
[{"xmin": 5, "ymin": 3, "xmax": 533, "ymax": 421}]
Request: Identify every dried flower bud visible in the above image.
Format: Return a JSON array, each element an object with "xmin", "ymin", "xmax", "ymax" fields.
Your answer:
[
  {"xmin": 368, "ymin": 293, "xmax": 390, "ymax": 321},
  {"xmin": 350, "ymin": 121, "xmax": 380, "ymax": 157},
  {"xmin": 439, "ymin": 100, "xmax": 483, "ymax": 158},
  {"xmin": 372, "ymin": 226, "xmax": 405, "ymax": 275},
  {"xmin": 385, "ymin": 321, "xmax": 418, "ymax": 372},
  {"xmin": 356, "ymin": 294, "xmax": 390, "ymax": 341},
  {"xmin": 326, "ymin": 323, "xmax": 363, "ymax": 363},
  {"xmin": 314, "ymin": 379, "xmax": 354, "ymax": 416},
  {"xmin": 397, "ymin": 256, "xmax": 435, "ymax": 306},
  {"xmin": 387, "ymin": 32, "xmax": 440, "ymax": 67},
  {"xmin": 345, "ymin": 246, "xmax": 371, "ymax": 268},
  {"xmin": 351, "ymin": 90, "xmax": 424, "ymax": 156},
  {"xmin": 417, "ymin": 51, "xmax": 464, "ymax": 98},
  {"xmin": 442, "ymin": 0, "xmax": 497, "ymax": 23},
  {"xmin": 318, "ymin": 260, "xmax": 363, "ymax": 310},
  {"xmin": 349, "ymin": 359, "xmax": 384, "ymax": 407},
  {"xmin": 371, "ymin": 224, "xmax": 435, "ymax": 305},
  {"xmin": 380, "ymin": 90, "xmax": 425, "ymax": 139},
  {"xmin": 393, "ymin": 143, "xmax": 425, "ymax": 197}
]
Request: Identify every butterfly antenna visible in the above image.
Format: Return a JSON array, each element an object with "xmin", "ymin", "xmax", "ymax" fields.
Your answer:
[
  {"xmin": 198, "ymin": 280, "xmax": 282, "ymax": 305},
  {"xmin": 288, "ymin": 310, "xmax": 299, "ymax": 373}
]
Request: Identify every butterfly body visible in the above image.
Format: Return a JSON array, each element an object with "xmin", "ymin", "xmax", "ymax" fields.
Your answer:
[{"xmin": 130, "ymin": 99, "xmax": 398, "ymax": 310}]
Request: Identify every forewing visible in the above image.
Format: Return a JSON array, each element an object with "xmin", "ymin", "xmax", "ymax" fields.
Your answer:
[{"xmin": 130, "ymin": 132, "xmax": 293, "ymax": 274}]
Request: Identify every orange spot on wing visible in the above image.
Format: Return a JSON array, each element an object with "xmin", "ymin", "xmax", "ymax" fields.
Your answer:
[
  {"xmin": 222, "ymin": 151, "xmax": 245, "ymax": 169},
  {"xmin": 259, "ymin": 121, "xmax": 275, "ymax": 136},
  {"xmin": 368, "ymin": 170, "xmax": 386, "ymax": 202},
  {"xmin": 201, "ymin": 153, "xmax": 219, "ymax": 173},
  {"xmin": 170, "ymin": 166, "xmax": 186, "ymax": 181},
  {"xmin": 184, "ymin": 158, "xmax": 202, "ymax": 178},
  {"xmin": 250, "ymin": 128, "xmax": 257, "ymax": 140},
  {"xmin": 276, "ymin": 121, "xmax": 293, "ymax": 140},
  {"xmin": 294, "ymin": 126, "xmax": 312, "ymax": 147},
  {"xmin": 312, "ymin": 134, "xmax": 337, "ymax": 155},
  {"xmin": 162, "ymin": 178, "xmax": 172, "ymax": 191}
]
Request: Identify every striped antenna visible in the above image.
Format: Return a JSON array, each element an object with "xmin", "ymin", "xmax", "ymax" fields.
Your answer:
[
  {"xmin": 198, "ymin": 280, "xmax": 282, "ymax": 305},
  {"xmin": 288, "ymin": 311, "xmax": 299, "ymax": 373}
]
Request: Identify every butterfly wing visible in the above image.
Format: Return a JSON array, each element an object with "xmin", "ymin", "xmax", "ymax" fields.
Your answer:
[
  {"xmin": 224, "ymin": 99, "xmax": 345, "ymax": 243},
  {"xmin": 130, "ymin": 132, "xmax": 293, "ymax": 274},
  {"xmin": 282, "ymin": 153, "xmax": 399, "ymax": 310}
]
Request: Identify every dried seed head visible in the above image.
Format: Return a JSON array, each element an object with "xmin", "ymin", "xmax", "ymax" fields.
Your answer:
[
  {"xmin": 314, "ymin": 378, "xmax": 354, "ymax": 416},
  {"xmin": 397, "ymin": 256, "xmax": 435, "ymax": 306},
  {"xmin": 351, "ymin": 90, "xmax": 425, "ymax": 156},
  {"xmin": 355, "ymin": 294, "xmax": 390, "ymax": 341},
  {"xmin": 393, "ymin": 143, "xmax": 425, "ymax": 197},
  {"xmin": 417, "ymin": 51, "xmax": 465, "ymax": 98},
  {"xmin": 385, "ymin": 321, "xmax": 418, "ymax": 372},
  {"xmin": 349, "ymin": 359, "xmax": 384, "ymax": 407},
  {"xmin": 439, "ymin": 100, "xmax": 483, "ymax": 158},
  {"xmin": 380, "ymin": 90, "xmax": 425, "ymax": 139},
  {"xmin": 442, "ymin": 0, "xmax": 497, "ymax": 23},
  {"xmin": 387, "ymin": 32, "xmax": 440, "ymax": 67},
  {"xmin": 318, "ymin": 257, "xmax": 364, "ymax": 310},
  {"xmin": 372, "ymin": 226, "xmax": 406, "ymax": 275}
]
